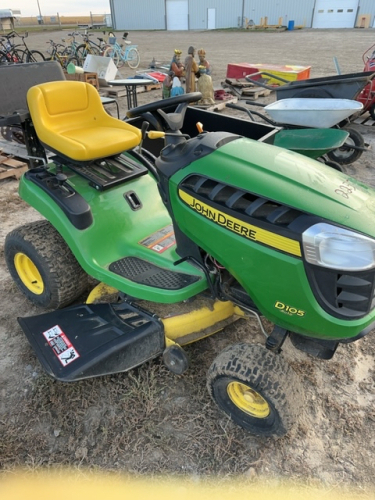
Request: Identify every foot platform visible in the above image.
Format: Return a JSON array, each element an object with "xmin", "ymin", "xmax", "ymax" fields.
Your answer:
[{"xmin": 18, "ymin": 301, "xmax": 164, "ymax": 381}]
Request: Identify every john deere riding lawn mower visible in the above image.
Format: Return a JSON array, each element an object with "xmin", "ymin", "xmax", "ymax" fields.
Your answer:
[{"xmin": 3, "ymin": 62, "xmax": 375, "ymax": 437}]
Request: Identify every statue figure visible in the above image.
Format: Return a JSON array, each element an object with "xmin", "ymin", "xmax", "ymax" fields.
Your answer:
[
  {"xmin": 162, "ymin": 70, "xmax": 175, "ymax": 99},
  {"xmin": 197, "ymin": 48, "xmax": 211, "ymax": 75},
  {"xmin": 170, "ymin": 49, "xmax": 185, "ymax": 80},
  {"xmin": 184, "ymin": 46, "xmax": 198, "ymax": 93},
  {"xmin": 197, "ymin": 66, "xmax": 215, "ymax": 105},
  {"xmin": 170, "ymin": 76, "xmax": 184, "ymax": 97}
]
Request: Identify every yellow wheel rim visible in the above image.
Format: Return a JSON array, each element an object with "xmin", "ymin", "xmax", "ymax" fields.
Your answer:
[
  {"xmin": 227, "ymin": 381, "xmax": 270, "ymax": 419},
  {"xmin": 14, "ymin": 252, "xmax": 44, "ymax": 295}
]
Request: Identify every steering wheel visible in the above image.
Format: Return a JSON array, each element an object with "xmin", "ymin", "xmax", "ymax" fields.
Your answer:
[{"xmin": 126, "ymin": 92, "xmax": 202, "ymax": 132}]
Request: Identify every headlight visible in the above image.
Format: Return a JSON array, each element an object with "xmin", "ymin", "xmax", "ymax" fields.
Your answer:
[{"xmin": 302, "ymin": 223, "xmax": 375, "ymax": 271}]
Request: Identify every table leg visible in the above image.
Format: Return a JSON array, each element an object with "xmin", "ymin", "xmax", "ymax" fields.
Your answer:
[{"xmin": 126, "ymin": 85, "xmax": 138, "ymax": 109}]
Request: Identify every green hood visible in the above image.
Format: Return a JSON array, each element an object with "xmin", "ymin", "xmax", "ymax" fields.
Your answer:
[{"xmin": 187, "ymin": 137, "xmax": 375, "ymax": 238}]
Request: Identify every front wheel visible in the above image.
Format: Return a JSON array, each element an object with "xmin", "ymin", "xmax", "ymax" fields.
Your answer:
[
  {"xmin": 26, "ymin": 50, "xmax": 45, "ymax": 63},
  {"xmin": 127, "ymin": 47, "xmax": 140, "ymax": 69},
  {"xmin": 326, "ymin": 126, "xmax": 364, "ymax": 165},
  {"xmin": 104, "ymin": 46, "xmax": 121, "ymax": 68},
  {"xmin": 207, "ymin": 343, "xmax": 303, "ymax": 437},
  {"xmin": 5, "ymin": 220, "xmax": 89, "ymax": 309}
]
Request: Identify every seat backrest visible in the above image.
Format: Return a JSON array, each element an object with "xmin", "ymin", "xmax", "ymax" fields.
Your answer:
[
  {"xmin": 27, "ymin": 80, "xmax": 142, "ymax": 162},
  {"xmin": 27, "ymin": 80, "xmax": 106, "ymax": 134},
  {"xmin": 0, "ymin": 61, "xmax": 65, "ymax": 119}
]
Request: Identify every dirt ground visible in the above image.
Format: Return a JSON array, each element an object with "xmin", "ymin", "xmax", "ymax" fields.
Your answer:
[{"xmin": 1, "ymin": 28, "xmax": 375, "ymax": 491}]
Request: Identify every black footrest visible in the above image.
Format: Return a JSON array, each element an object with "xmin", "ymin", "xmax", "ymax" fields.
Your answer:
[
  {"xmin": 18, "ymin": 302, "xmax": 164, "ymax": 381},
  {"xmin": 109, "ymin": 257, "xmax": 200, "ymax": 290}
]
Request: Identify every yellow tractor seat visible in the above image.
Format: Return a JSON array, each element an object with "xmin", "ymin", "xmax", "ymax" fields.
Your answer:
[{"xmin": 27, "ymin": 81, "xmax": 142, "ymax": 162}]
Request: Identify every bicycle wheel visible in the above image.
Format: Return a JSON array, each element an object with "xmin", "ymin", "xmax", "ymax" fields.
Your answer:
[
  {"xmin": 0, "ymin": 50, "xmax": 9, "ymax": 64},
  {"xmin": 127, "ymin": 47, "xmax": 140, "ymax": 69},
  {"xmin": 11, "ymin": 45, "xmax": 27, "ymax": 63},
  {"xmin": 103, "ymin": 46, "xmax": 120, "ymax": 68},
  {"xmin": 27, "ymin": 50, "xmax": 45, "ymax": 63},
  {"xmin": 87, "ymin": 45, "xmax": 101, "ymax": 56},
  {"xmin": 75, "ymin": 44, "xmax": 89, "ymax": 64},
  {"xmin": 9, "ymin": 48, "xmax": 27, "ymax": 63}
]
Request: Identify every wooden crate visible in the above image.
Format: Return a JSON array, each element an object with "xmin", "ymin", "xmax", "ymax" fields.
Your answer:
[
  {"xmin": 64, "ymin": 72, "xmax": 99, "ymax": 90},
  {"xmin": 0, "ymin": 155, "xmax": 28, "ymax": 181}
]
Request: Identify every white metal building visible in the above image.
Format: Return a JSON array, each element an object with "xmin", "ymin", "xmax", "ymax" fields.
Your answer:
[{"xmin": 108, "ymin": 0, "xmax": 375, "ymax": 30}]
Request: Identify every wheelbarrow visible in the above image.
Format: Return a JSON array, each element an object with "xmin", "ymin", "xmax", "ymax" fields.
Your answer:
[
  {"xmin": 244, "ymin": 70, "xmax": 375, "ymax": 100},
  {"xmin": 226, "ymin": 98, "xmax": 366, "ymax": 165}
]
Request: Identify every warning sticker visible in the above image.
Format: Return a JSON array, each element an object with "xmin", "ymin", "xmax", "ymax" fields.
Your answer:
[
  {"xmin": 42, "ymin": 325, "xmax": 80, "ymax": 366},
  {"xmin": 139, "ymin": 224, "xmax": 176, "ymax": 253}
]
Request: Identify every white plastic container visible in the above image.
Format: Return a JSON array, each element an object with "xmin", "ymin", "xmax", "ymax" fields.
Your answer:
[{"xmin": 83, "ymin": 55, "xmax": 118, "ymax": 86}]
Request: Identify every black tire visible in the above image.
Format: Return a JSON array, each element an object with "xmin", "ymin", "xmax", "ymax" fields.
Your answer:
[
  {"xmin": 75, "ymin": 44, "xmax": 88, "ymax": 64},
  {"xmin": 5, "ymin": 220, "xmax": 89, "ymax": 309},
  {"xmin": 0, "ymin": 50, "xmax": 9, "ymax": 64},
  {"xmin": 326, "ymin": 126, "xmax": 364, "ymax": 165},
  {"xmin": 370, "ymin": 104, "xmax": 375, "ymax": 121},
  {"xmin": 9, "ymin": 48, "xmax": 27, "ymax": 63},
  {"xmin": 207, "ymin": 343, "xmax": 303, "ymax": 437},
  {"xmin": 320, "ymin": 158, "xmax": 344, "ymax": 172},
  {"xmin": 26, "ymin": 50, "xmax": 45, "ymax": 63},
  {"xmin": 75, "ymin": 44, "xmax": 100, "ymax": 64}
]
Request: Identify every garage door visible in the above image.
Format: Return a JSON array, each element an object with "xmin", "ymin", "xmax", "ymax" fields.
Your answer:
[
  {"xmin": 312, "ymin": 0, "xmax": 358, "ymax": 28},
  {"xmin": 166, "ymin": 0, "xmax": 188, "ymax": 30}
]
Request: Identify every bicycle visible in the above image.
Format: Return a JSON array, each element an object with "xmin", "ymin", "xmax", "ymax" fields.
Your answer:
[
  {"xmin": 103, "ymin": 32, "xmax": 140, "ymax": 69},
  {"xmin": 6, "ymin": 31, "xmax": 45, "ymax": 63},
  {"xmin": 45, "ymin": 40, "xmax": 80, "ymax": 70},
  {"xmin": 0, "ymin": 34, "xmax": 25, "ymax": 64},
  {"xmin": 61, "ymin": 31, "xmax": 81, "ymax": 57},
  {"xmin": 74, "ymin": 31, "xmax": 109, "ymax": 65}
]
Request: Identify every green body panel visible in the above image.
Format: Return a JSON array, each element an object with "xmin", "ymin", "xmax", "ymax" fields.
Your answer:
[
  {"xmin": 169, "ymin": 138, "xmax": 375, "ymax": 340},
  {"xmin": 176, "ymin": 137, "xmax": 375, "ymax": 238},
  {"xmin": 19, "ymin": 163, "xmax": 207, "ymax": 303},
  {"xmin": 18, "ymin": 136, "xmax": 375, "ymax": 341}
]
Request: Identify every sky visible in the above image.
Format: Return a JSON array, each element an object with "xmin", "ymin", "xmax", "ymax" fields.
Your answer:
[{"xmin": 8, "ymin": 0, "xmax": 111, "ymax": 17}]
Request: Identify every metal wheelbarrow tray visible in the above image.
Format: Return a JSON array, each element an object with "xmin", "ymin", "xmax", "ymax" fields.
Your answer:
[
  {"xmin": 246, "ymin": 71, "xmax": 375, "ymax": 100},
  {"xmin": 264, "ymin": 98, "xmax": 363, "ymax": 128}
]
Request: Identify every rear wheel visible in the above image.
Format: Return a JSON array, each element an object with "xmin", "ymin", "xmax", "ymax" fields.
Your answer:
[
  {"xmin": 326, "ymin": 126, "xmax": 364, "ymax": 165},
  {"xmin": 318, "ymin": 158, "xmax": 344, "ymax": 172},
  {"xmin": 76, "ymin": 44, "xmax": 101, "ymax": 64},
  {"xmin": 127, "ymin": 47, "xmax": 140, "ymax": 69},
  {"xmin": 5, "ymin": 220, "xmax": 89, "ymax": 309},
  {"xmin": 26, "ymin": 50, "xmax": 45, "ymax": 63},
  {"xmin": 0, "ymin": 50, "xmax": 9, "ymax": 64},
  {"xmin": 370, "ymin": 104, "xmax": 375, "ymax": 121},
  {"xmin": 207, "ymin": 343, "xmax": 302, "ymax": 437},
  {"xmin": 10, "ymin": 48, "xmax": 27, "ymax": 63},
  {"xmin": 104, "ymin": 46, "xmax": 120, "ymax": 68}
]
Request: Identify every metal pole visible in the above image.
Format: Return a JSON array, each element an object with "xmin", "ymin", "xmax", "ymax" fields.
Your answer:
[{"xmin": 36, "ymin": 0, "xmax": 43, "ymax": 24}]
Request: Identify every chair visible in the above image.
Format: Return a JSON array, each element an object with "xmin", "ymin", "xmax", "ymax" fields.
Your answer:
[{"xmin": 27, "ymin": 80, "xmax": 141, "ymax": 162}]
